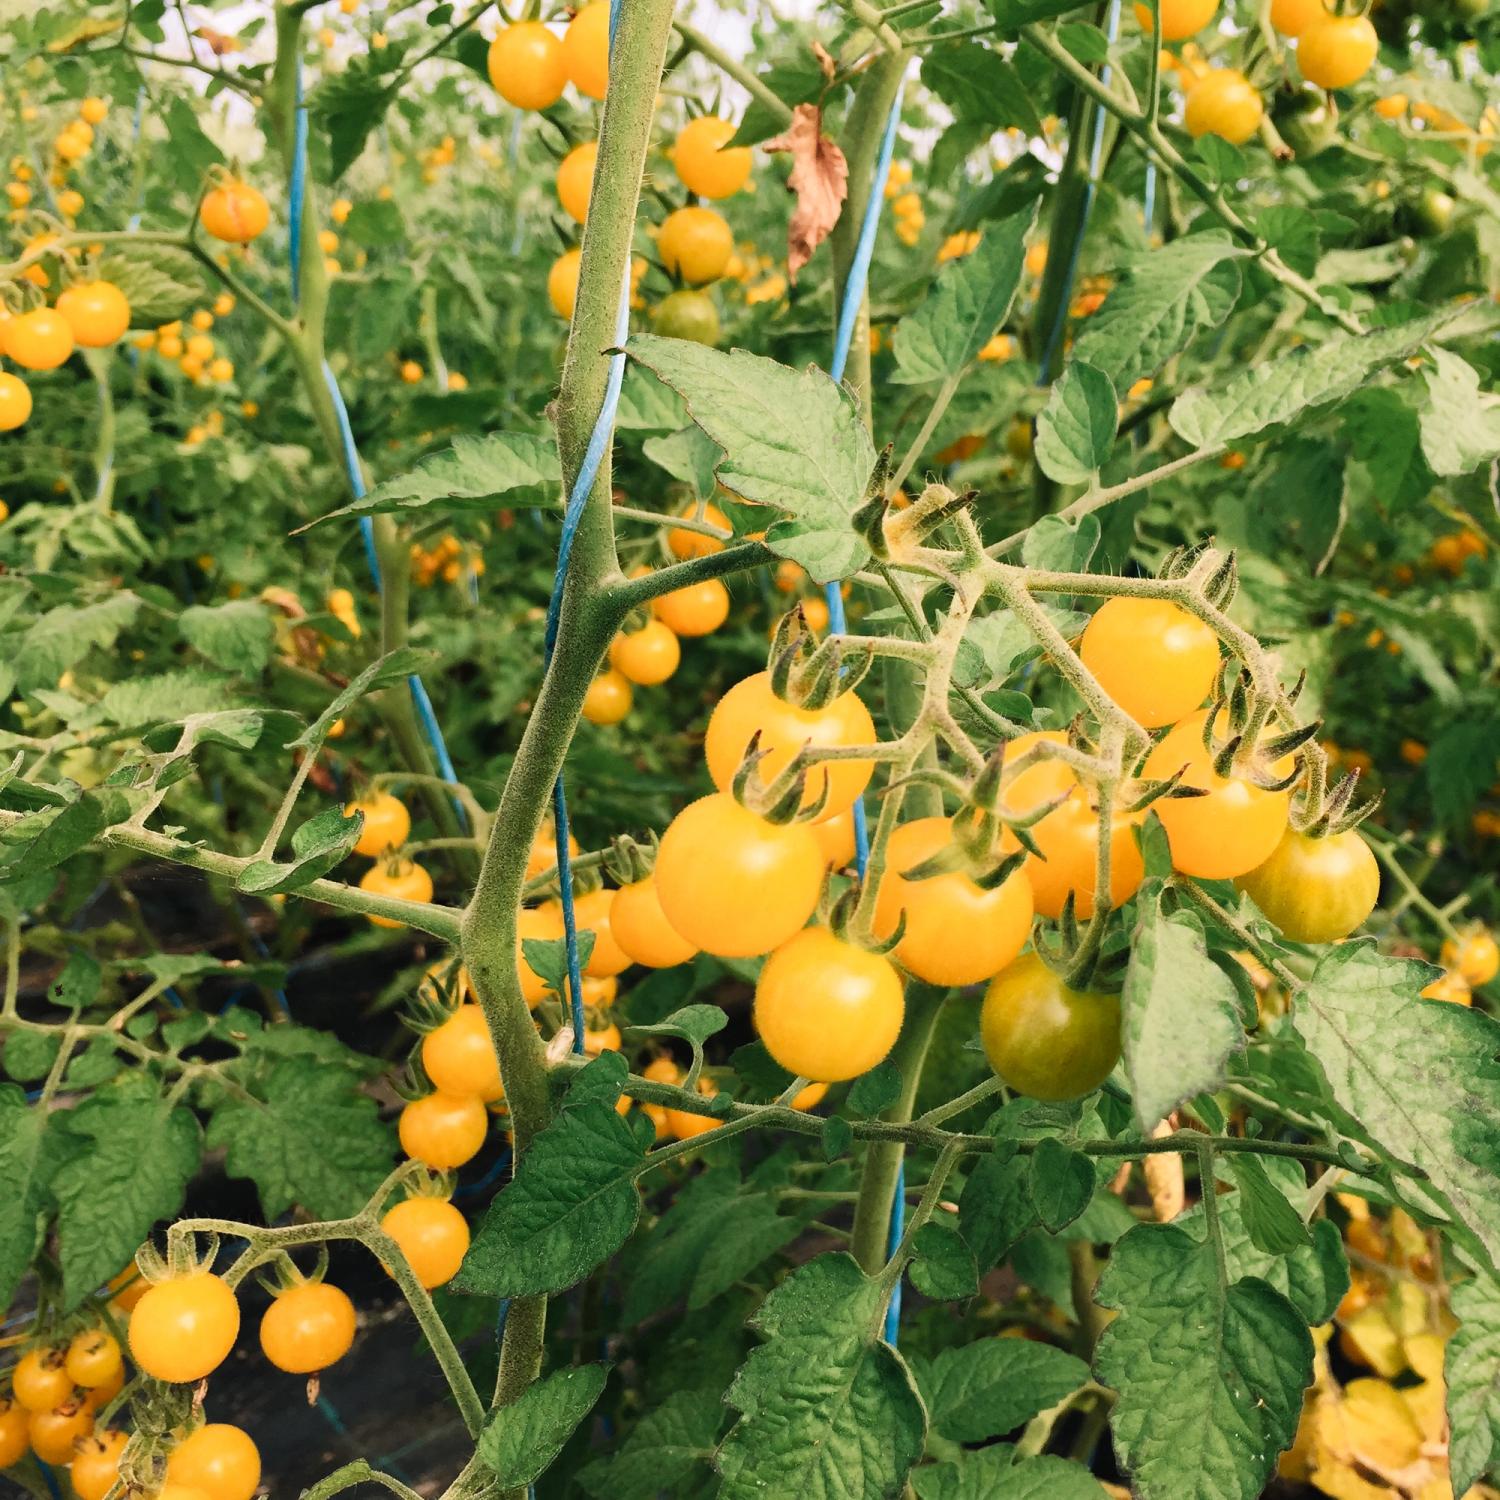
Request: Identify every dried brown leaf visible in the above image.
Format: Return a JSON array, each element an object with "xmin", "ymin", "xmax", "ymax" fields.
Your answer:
[{"xmin": 764, "ymin": 103, "xmax": 849, "ymax": 282}]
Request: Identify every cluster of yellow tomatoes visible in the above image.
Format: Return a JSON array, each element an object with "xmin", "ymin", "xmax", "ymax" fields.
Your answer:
[
  {"xmin": 0, "ymin": 1253, "xmax": 359, "ymax": 1500},
  {"xmin": 344, "ymin": 786, "xmax": 437, "ymax": 928},
  {"xmin": 1147, "ymin": 0, "xmax": 1380, "ymax": 147},
  {"xmin": 409, "ymin": 532, "xmax": 486, "ymax": 587},
  {"xmin": 131, "ymin": 294, "xmax": 239, "ymax": 391},
  {"xmin": 886, "ymin": 162, "xmax": 926, "ymax": 247}
]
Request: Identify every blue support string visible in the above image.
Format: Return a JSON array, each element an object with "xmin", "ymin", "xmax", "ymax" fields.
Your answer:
[
  {"xmin": 286, "ymin": 60, "xmax": 463, "ymax": 820},
  {"xmin": 1037, "ymin": 0, "xmax": 1122, "ymax": 384},
  {"xmin": 545, "ymin": 0, "xmax": 630, "ymax": 1054},
  {"xmin": 1142, "ymin": 160, "xmax": 1157, "ymax": 234},
  {"xmin": 823, "ymin": 81, "xmax": 906, "ymax": 1342}
]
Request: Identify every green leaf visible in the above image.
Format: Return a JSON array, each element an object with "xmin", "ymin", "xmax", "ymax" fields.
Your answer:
[
  {"xmin": 641, "ymin": 426, "xmax": 723, "ymax": 501},
  {"xmin": 908, "ymin": 1221, "xmax": 979, "ymax": 1302},
  {"xmin": 1168, "ymin": 306, "xmax": 1466, "ymax": 449},
  {"xmin": 1095, "ymin": 1223, "xmax": 1313, "ymax": 1500},
  {"xmin": 99, "ymin": 671, "xmax": 238, "ymax": 728},
  {"xmin": 912, "ymin": 1337, "xmax": 1089, "ymax": 1442},
  {"xmin": 1291, "ymin": 943, "xmax": 1500, "ymax": 1270},
  {"xmin": 51, "ymin": 1087, "xmax": 201, "ymax": 1309},
  {"xmin": 290, "ymin": 646, "xmax": 434, "ymax": 749},
  {"xmin": 623, "ymin": 1004, "xmax": 727, "ymax": 1050},
  {"xmin": 615, "ymin": 366, "xmax": 688, "ymax": 430},
  {"xmin": 456, "ymin": 1099, "xmax": 644, "ymax": 1297},
  {"xmin": 343, "ymin": 197, "xmax": 405, "ymax": 248},
  {"xmin": 985, "ymin": 0, "xmax": 1088, "ymax": 22},
  {"xmin": 308, "ymin": 432, "xmax": 557, "ymax": 527},
  {"xmin": 1343, "ymin": 388, "xmax": 1433, "ymax": 509},
  {"xmin": 207, "ymin": 1056, "xmax": 394, "ymax": 1220},
  {"xmin": 158, "ymin": 94, "xmax": 224, "ymax": 185},
  {"xmin": 0, "ymin": 1086, "xmax": 63, "ymax": 1309},
  {"xmin": 716, "ymin": 1253, "xmax": 925, "ymax": 1500},
  {"xmin": 179, "ymin": 601, "xmax": 276, "ymax": 677},
  {"xmin": 478, "ymin": 1364, "xmax": 607, "ymax": 1487},
  {"xmin": 626, "ymin": 336, "xmax": 877, "ymax": 585},
  {"xmin": 521, "ymin": 933, "xmax": 595, "ymax": 1001},
  {"xmin": 0, "ymin": 788, "xmax": 135, "ymax": 879},
  {"xmin": 890, "ymin": 207, "xmax": 1036, "ymax": 385},
  {"xmin": 1069, "ymin": 237, "xmax": 1243, "ymax": 391},
  {"xmin": 1448, "ymin": 1271, "xmax": 1500, "ymax": 1497},
  {"xmin": 1254, "ymin": 205, "xmax": 1321, "ymax": 279},
  {"xmin": 95, "ymin": 243, "xmax": 208, "ymax": 326},
  {"xmin": 1238, "ymin": 436, "xmax": 1346, "ymax": 572},
  {"xmin": 4, "ymin": 1031, "xmax": 59, "ymax": 1081},
  {"xmin": 576, "ymin": 1390, "xmax": 724, "ymax": 1499},
  {"xmin": 913, "ymin": 1451, "xmax": 1107, "ymax": 1500},
  {"xmin": 1028, "ymin": 1137, "xmax": 1094, "ymax": 1234},
  {"xmin": 1020, "ymin": 513, "xmax": 1100, "ymax": 575},
  {"xmin": 15, "ymin": 594, "xmax": 141, "ymax": 693},
  {"xmin": 1225, "ymin": 1155, "xmax": 1311, "ymax": 1257},
  {"xmin": 1034, "ymin": 362, "xmax": 1118, "ymax": 485},
  {"xmin": 1121, "ymin": 902, "xmax": 1244, "ymax": 1131},
  {"xmin": 236, "ymin": 805, "xmax": 366, "ymax": 896},
  {"xmin": 308, "ymin": 56, "xmax": 403, "ymax": 178},
  {"xmin": 920, "ymin": 44, "xmax": 1042, "ymax": 136},
  {"xmin": 1418, "ymin": 348, "xmax": 1500, "ymax": 477},
  {"xmin": 848, "ymin": 1061, "xmax": 903, "ymax": 1116}
]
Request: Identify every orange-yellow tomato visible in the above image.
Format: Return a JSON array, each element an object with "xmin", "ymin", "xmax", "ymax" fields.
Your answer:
[
  {"xmin": 1297, "ymin": 13, "xmax": 1379, "ymax": 90},
  {"xmin": 0, "ymin": 371, "xmax": 32, "ymax": 431},
  {"xmin": 653, "ymin": 577, "xmax": 730, "ymax": 637},
  {"xmin": 1442, "ymin": 930, "xmax": 1499, "ymax": 988},
  {"xmin": 1270, "ymin": 0, "xmax": 1327, "ymax": 35},
  {"xmin": 1132, "ymin": 0, "xmax": 1217, "ymax": 40},
  {"xmin": 55, "ymin": 281, "xmax": 131, "ymax": 347},
  {"xmin": 200, "ymin": 180, "xmax": 270, "ymax": 244},
  {"xmin": 673, "ymin": 116, "xmax": 752, "ymax": 199},
  {"xmin": 422, "ymin": 1005, "xmax": 504, "ymax": 1100},
  {"xmin": 667, "ymin": 501, "xmax": 730, "ymax": 559},
  {"xmin": 345, "ymin": 790, "xmax": 410, "ymax": 857},
  {"xmin": 548, "ymin": 248, "xmax": 582, "ymax": 320},
  {"xmin": 556, "ymin": 141, "xmax": 597, "ymax": 222},
  {"xmin": 562, "ymin": 3, "xmax": 611, "ymax": 99},
  {"xmin": 582, "ymin": 668, "xmax": 633, "ymax": 725},
  {"xmin": 1027, "ymin": 790, "xmax": 1147, "ymax": 920},
  {"xmin": 811, "ymin": 808, "xmax": 858, "ymax": 870},
  {"xmin": 611, "ymin": 877, "xmax": 698, "ymax": 968},
  {"xmin": 2, "ymin": 307, "xmax": 75, "ymax": 371},
  {"xmin": 659, "ymin": 206, "xmax": 734, "ymax": 285},
  {"xmin": 1142, "ymin": 710, "xmax": 1294, "ymax": 880},
  {"xmin": 573, "ymin": 887, "xmax": 633, "ymax": 978},
  {"xmin": 487, "ymin": 21, "xmax": 566, "ymax": 109},
  {"xmin": 518, "ymin": 903, "xmax": 565, "ymax": 1005},
  {"xmin": 1079, "ymin": 597, "xmax": 1220, "ymax": 729},
  {"xmin": 398, "ymin": 1091, "xmax": 489, "ymax": 1169},
  {"xmin": 380, "ymin": 1196, "xmax": 469, "ymax": 1288},
  {"xmin": 1185, "ymin": 69, "xmax": 1265, "ymax": 145},
  {"xmin": 705, "ymin": 672, "xmax": 876, "ymax": 823},
  {"xmin": 755, "ymin": 928, "xmax": 905, "ymax": 1082},
  {"xmin": 873, "ymin": 817, "xmax": 1034, "ymax": 986},
  {"xmin": 609, "ymin": 618, "xmax": 681, "ymax": 685}
]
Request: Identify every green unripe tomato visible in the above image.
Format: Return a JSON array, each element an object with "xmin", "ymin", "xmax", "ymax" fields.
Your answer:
[
  {"xmin": 980, "ymin": 952, "xmax": 1121, "ymax": 1101},
  {"xmin": 1410, "ymin": 186, "xmax": 1456, "ymax": 237},
  {"xmin": 1273, "ymin": 86, "xmax": 1340, "ymax": 158},
  {"xmin": 652, "ymin": 289, "xmax": 720, "ymax": 346},
  {"xmin": 1234, "ymin": 828, "xmax": 1380, "ymax": 945}
]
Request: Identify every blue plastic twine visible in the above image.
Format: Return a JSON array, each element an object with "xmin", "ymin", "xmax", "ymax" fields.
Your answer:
[
  {"xmin": 544, "ymin": 0, "xmax": 631, "ymax": 1054},
  {"xmin": 286, "ymin": 59, "xmax": 464, "ymax": 818},
  {"xmin": 823, "ymin": 80, "xmax": 906, "ymax": 1345}
]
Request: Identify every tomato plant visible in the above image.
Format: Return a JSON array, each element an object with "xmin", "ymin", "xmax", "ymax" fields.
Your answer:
[{"xmin": 0, "ymin": 0, "xmax": 1496, "ymax": 1498}]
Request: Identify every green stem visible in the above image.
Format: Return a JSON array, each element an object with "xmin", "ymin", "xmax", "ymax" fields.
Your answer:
[{"xmin": 670, "ymin": 20, "xmax": 793, "ymax": 126}]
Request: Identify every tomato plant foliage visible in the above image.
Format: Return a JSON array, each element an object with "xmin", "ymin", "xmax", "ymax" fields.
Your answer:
[{"xmin": 0, "ymin": 0, "xmax": 1497, "ymax": 1498}]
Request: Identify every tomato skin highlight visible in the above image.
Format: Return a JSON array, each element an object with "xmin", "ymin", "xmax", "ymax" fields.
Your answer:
[
  {"xmin": 1142, "ymin": 710, "xmax": 1293, "ymax": 880},
  {"xmin": 705, "ymin": 672, "xmax": 876, "ymax": 822},
  {"xmin": 398, "ymin": 1090, "xmax": 489, "ymax": 1169},
  {"xmin": 487, "ymin": 22, "xmax": 566, "ymax": 109},
  {"xmin": 655, "ymin": 794, "xmax": 824, "ymax": 959},
  {"xmin": 1079, "ymin": 597, "xmax": 1220, "ymax": 729},
  {"xmin": 422, "ymin": 1004, "xmax": 504, "ymax": 1099},
  {"xmin": 345, "ymin": 790, "xmax": 410, "ymax": 857},
  {"xmin": 755, "ymin": 928, "xmax": 905, "ymax": 1082},
  {"xmin": 166, "ymin": 1424, "xmax": 261, "ymax": 1500},
  {"xmin": 3, "ymin": 308, "xmax": 75, "ymax": 370},
  {"xmin": 873, "ymin": 817, "xmax": 1033, "ymax": 986},
  {"xmin": 611, "ymin": 877, "xmax": 698, "ymax": 968},
  {"xmin": 1297, "ymin": 13, "xmax": 1378, "ymax": 89},
  {"xmin": 674, "ymin": 116, "xmax": 752, "ymax": 199},
  {"xmin": 981, "ymin": 953, "xmax": 1121, "ymax": 1101},
  {"xmin": 128, "ymin": 1271, "xmax": 240, "ymax": 1383},
  {"xmin": 259, "ymin": 1281, "xmax": 358, "ymax": 1373},
  {"xmin": 380, "ymin": 1197, "xmax": 470, "ymax": 1289},
  {"xmin": 1234, "ymin": 829, "xmax": 1379, "ymax": 944},
  {"xmin": 659, "ymin": 206, "xmax": 734, "ymax": 285}
]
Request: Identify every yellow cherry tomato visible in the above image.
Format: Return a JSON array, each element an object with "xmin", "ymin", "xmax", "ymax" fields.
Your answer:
[
  {"xmin": 487, "ymin": 22, "xmax": 567, "ymax": 110},
  {"xmin": 674, "ymin": 116, "xmax": 752, "ymax": 199},
  {"xmin": 659, "ymin": 206, "xmax": 734, "ymax": 285},
  {"xmin": 557, "ymin": 141, "xmax": 597, "ymax": 222},
  {"xmin": 562, "ymin": 2, "xmax": 611, "ymax": 99}
]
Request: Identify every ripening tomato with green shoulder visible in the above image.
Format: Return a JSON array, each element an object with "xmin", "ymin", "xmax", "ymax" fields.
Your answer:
[
  {"xmin": 609, "ymin": 618, "xmax": 681, "ymax": 685},
  {"xmin": 653, "ymin": 577, "xmax": 730, "ymax": 637},
  {"xmin": 0, "ymin": 1400, "xmax": 26, "ymax": 1468},
  {"xmin": 1185, "ymin": 69, "xmax": 1265, "ymax": 145},
  {"xmin": 128, "ymin": 1271, "xmax": 240, "ymax": 1383},
  {"xmin": 1142, "ymin": 710, "xmax": 1295, "ymax": 880},
  {"xmin": 582, "ymin": 668, "xmax": 632, "ymax": 725},
  {"xmin": 705, "ymin": 672, "xmax": 876, "ymax": 822},
  {"xmin": 1234, "ymin": 828, "xmax": 1379, "ymax": 944},
  {"xmin": 1296, "ymin": 13, "xmax": 1379, "ymax": 89},
  {"xmin": 487, "ymin": 21, "xmax": 566, "ymax": 109},
  {"xmin": 70, "ymin": 1429, "xmax": 129, "ymax": 1500},
  {"xmin": 360, "ymin": 856, "xmax": 434, "ymax": 925},
  {"xmin": 1132, "ymin": 0, "xmax": 1216, "ymax": 40},
  {"xmin": 12, "ymin": 1348, "xmax": 71, "ymax": 1412},
  {"xmin": 652, "ymin": 288, "xmax": 720, "ymax": 345},
  {"xmin": 166, "ymin": 1424, "xmax": 261, "ymax": 1500},
  {"xmin": 562, "ymin": 2, "xmax": 610, "ymax": 98},
  {"xmin": 1079, "ymin": 597, "xmax": 1220, "ymax": 729},
  {"xmin": 399, "ymin": 1090, "xmax": 488, "ymax": 1169},
  {"xmin": 755, "ymin": 928, "xmax": 905, "ymax": 1082},
  {"xmin": 422, "ymin": 1004, "xmax": 504, "ymax": 1100},
  {"xmin": 981, "ymin": 952, "xmax": 1121, "ymax": 1101},
  {"xmin": 674, "ymin": 116, "xmax": 752, "ymax": 198},
  {"xmin": 1442, "ymin": 929, "xmax": 1499, "ymax": 988},
  {"xmin": 655, "ymin": 794, "xmax": 824, "ymax": 958},
  {"xmin": 381, "ymin": 1196, "xmax": 470, "ymax": 1289},
  {"xmin": 0, "ymin": 371, "xmax": 32, "ymax": 431},
  {"xmin": 611, "ymin": 877, "xmax": 698, "ymax": 968},
  {"xmin": 345, "ymin": 789, "xmax": 410, "ymax": 856},
  {"xmin": 659, "ymin": 206, "xmax": 734, "ymax": 285},
  {"xmin": 872, "ymin": 817, "xmax": 1033, "ymax": 986},
  {"xmin": 259, "ymin": 1280, "xmax": 358, "ymax": 1374}
]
